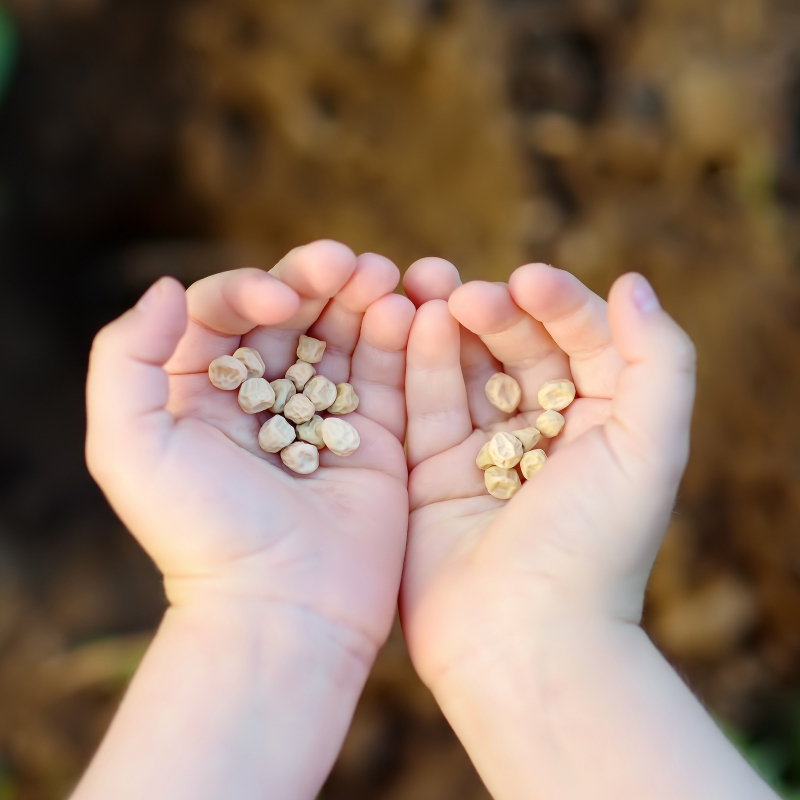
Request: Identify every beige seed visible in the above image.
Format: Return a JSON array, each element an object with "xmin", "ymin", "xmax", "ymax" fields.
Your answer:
[
  {"xmin": 258, "ymin": 415, "xmax": 296, "ymax": 453},
  {"xmin": 296, "ymin": 335, "xmax": 326, "ymax": 364},
  {"xmin": 321, "ymin": 417, "xmax": 360, "ymax": 457},
  {"xmin": 488, "ymin": 431, "xmax": 523, "ymax": 469},
  {"xmin": 536, "ymin": 410, "xmax": 565, "ymax": 438},
  {"xmin": 303, "ymin": 375, "xmax": 338, "ymax": 411},
  {"xmin": 280, "ymin": 442, "xmax": 320, "ymax": 475},
  {"xmin": 233, "ymin": 347, "xmax": 266, "ymax": 379},
  {"xmin": 238, "ymin": 378, "xmax": 276, "ymax": 414},
  {"xmin": 484, "ymin": 372, "xmax": 522, "ymax": 414},
  {"xmin": 286, "ymin": 360, "xmax": 316, "ymax": 390},
  {"xmin": 512, "ymin": 427, "xmax": 542, "ymax": 453},
  {"xmin": 476, "ymin": 441, "xmax": 494, "ymax": 470},
  {"xmin": 297, "ymin": 415, "xmax": 325, "ymax": 449},
  {"xmin": 283, "ymin": 393, "xmax": 316, "ymax": 424},
  {"xmin": 208, "ymin": 355, "xmax": 248, "ymax": 390},
  {"xmin": 270, "ymin": 379, "xmax": 296, "ymax": 414},
  {"xmin": 538, "ymin": 379, "xmax": 576, "ymax": 412},
  {"xmin": 328, "ymin": 383, "xmax": 360, "ymax": 415},
  {"xmin": 520, "ymin": 449, "xmax": 547, "ymax": 480},
  {"xmin": 484, "ymin": 466, "xmax": 521, "ymax": 500}
]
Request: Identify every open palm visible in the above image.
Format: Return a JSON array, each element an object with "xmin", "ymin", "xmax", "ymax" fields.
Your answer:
[
  {"xmin": 86, "ymin": 241, "xmax": 414, "ymax": 659},
  {"xmin": 398, "ymin": 259, "xmax": 695, "ymax": 687}
]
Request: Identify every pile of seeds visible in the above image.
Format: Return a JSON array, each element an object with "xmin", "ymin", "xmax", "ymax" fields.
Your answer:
[
  {"xmin": 478, "ymin": 373, "xmax": 576, "ymax": 500},
  {"xmin": 207, "ymin": 335, "xmax": 360, "ymax": 475}
]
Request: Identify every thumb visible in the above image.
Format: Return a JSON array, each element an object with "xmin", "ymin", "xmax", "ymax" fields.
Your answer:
[
  {"xmin": 86, "ymin": 277, "xmax": 187, "ymax": 480},
  {"xmin": 607, "ymin": 273, "xmax": 696, "ymax": 486}
]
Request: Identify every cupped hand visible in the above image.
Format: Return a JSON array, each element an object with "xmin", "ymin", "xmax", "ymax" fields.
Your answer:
[
  {"xmin": 399, "ymin": 258, "xmax": 696, "ymax": 687},
  {"xmin": 86, "ymin": 241, "xmax": 414, "ymax": 663}
]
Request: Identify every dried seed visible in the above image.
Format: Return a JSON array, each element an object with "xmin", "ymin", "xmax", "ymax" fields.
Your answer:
[
  {"xmin": 270, "ymin": 379, "xmax": 296, "ymax": 414},
  {"xmin": 286, "ymin": 360, "xmax": 316, "ymax": 390},
  {"xmin": 238, "ymin": 378, "xmax": 276, "ymax": 414},
  {"xmin": 303, "ymin": 375, "xmax": 338, "ymax": 411},
  {"xmin": 296, "ymin": 415, "xmax": 325, "ymax": 449},
  {"xmin": 538, "ymin": 379, "xmax": 576, "ymax": 412},
  {"xmin": 488, "ymin": 431, "xmax": 523, "ymax": 469},
  {"xmin": 208, "ymin": 355, "xmax": 248, "ymax": 390},
  {"xmin": 484, "ymin": 466, "xmax": 521, "ymax": 500},
  {"xmin": 476, "ymin": 441, "xmax": 494, "ymax": 470},
  {"xmin": 280, "ymin": 442, "xmax": 320, "ymax": 475},
  {"xmin": 512, "ymin": 427, "xmax": 542, "ymax": 453},
  {"xmin": 328, "ymin": 383, "xmax": 359, "ymax": 415},
  {"xmin": 233, "ymin": 347, "xmax": 266, "ymax": 379},
  {"xmin": 484, "ymin": 373, "xmax": 522, "ymax": 414},
  {"xmin": 321, "ymin": 418, "xmax": 360, "ymax": 457},
  {"xmin": 284, "ymin": 393, "xmax": 316, "ymax": 424},
  {"xmin": 258, "ymin": 415, "xmax": 296, "ymax": 453},
  {"xmin": 536, "ymin": 410, "xmax": 565, "ymax": 438},
  {"xmin": 520, "ymin": 449, "xmax": 547, "ymax": 480},
  {"xmin": 296, "ymin": 335, "xmax": 326, "ymax": 364}
]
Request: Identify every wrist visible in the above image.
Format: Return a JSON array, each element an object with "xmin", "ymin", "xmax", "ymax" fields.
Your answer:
[
  {"xmin": 75, "ymin": 592, "xmax": 373, "ymax": 800},
  {"xmin": 163, "ymin": 569, "xmax": 382, "ymax": 675},
  {"xmin": 164, "ymin": 589, "xmax": 378, "ymax": 678},
  {"xmin": 427, "ymin": 616, "xmax": 771, "ymax": 800},
  {"xmin": 427, "ymin": 612, "xmax": 640, "ymax": 707},
  {"xmin": 404, "ymin": 561, "xmax": 647, "ymax": 692}
]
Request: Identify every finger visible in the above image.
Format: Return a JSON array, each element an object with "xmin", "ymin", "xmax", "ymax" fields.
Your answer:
[
  {"xmin": 242, "ymin": 240, "xmax": 358, "ymax": 377},
  {"xmin": 350, "ymin": 293, "xmax": 415, "ymax": 442},
  {"xmin": 308, "ymin": 253, "xmax": 400, "ymax": 384},
  {"xmin": 86, "ymin": 278, "xmax": 187, "ymax": 477},
  {"xmin": 508, "ymin": 263, "xmax": 625, "ymax": 398},
  {"xmin": 403, "ymin": 257, "xmax": 462, "ymax": 307},
  {"xmin": 403, "ymin": 260, "xmax": 503, "ymax": 426},
  {"xmin": 166, "ymin": 269, "xmax": 301, "ymax": 374},
  {"xmin": 606, "ymin": 274, "xmax": 696, "ymax": 483},
  {"xmin": 406, "ymin": 300, "xmax": 472, "ymax": 468},
  {"xmin": 448, "ymin": 281, "xmax": 570, "ymax": 412},
  {"xmin": 460, "ymin": 329, "xmax": 505, "ymax": 428},
  {"xmin": 409, "ymin": 431, "xmax": 492, "ymax": 511}
]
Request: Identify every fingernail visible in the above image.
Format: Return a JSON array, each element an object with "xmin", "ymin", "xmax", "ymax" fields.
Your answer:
[
  {"xmin": 632, "ymin": 276, "xmax": 660, "ymax": 314},
  {"xmin": 136, "ymin": 278, "xmax": 163, "ymax": 312}
]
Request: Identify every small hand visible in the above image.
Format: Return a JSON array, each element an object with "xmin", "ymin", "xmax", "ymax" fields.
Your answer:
[
  {"xmin": 399, "ymin": 258, "xmax": 696, "ymax": 687},
  {"xmin": 86, "ymin": 241, "xmax": 414, "ymax": 664}
]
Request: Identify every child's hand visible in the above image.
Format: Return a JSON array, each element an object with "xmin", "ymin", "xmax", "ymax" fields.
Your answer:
[
  {"xmin": 86, "ymin": 241, "xmax": 413, "ymax": 663},
  {"xmin": 400, "ymin": 258, "xmax": 695, "ymax": 686},
  {"xmin": 399, "ymin": 260, "xmax": 775, "ymax": 800}
]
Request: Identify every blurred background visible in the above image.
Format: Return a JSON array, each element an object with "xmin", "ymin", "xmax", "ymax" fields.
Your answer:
[{"xmin": 1, "ymin": 0, "xmax": 800, "ymax": 797}]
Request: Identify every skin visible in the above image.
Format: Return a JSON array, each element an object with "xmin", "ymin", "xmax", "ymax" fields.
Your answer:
[
  {"xmin": 400, "ymin": 260, "xmax": 776, "ymax": 800},
  {"xmin": 76, "ymin": 244, "xmax": 776, "ymax": 800},
  {"xmin": 77, "ymin": 241, "xmax": 414, "ymax": 800}
]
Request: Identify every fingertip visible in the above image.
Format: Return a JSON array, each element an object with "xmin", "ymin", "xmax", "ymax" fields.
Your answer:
[
  {"xmin": 304, "ymin": 239, "xmax": 358, "ymax": 291},
  {"xmin": 136, "ymin": 275, "xmax": 185, "ymax": 313},
  {"xmin": 403, "ymin": 257, "xmax": 462, "ymax": 307},
  {"xmin": 609, "ymin": 273, "xmax": 696, "ymax": 368},
  {"xmin": 408, "ymin": 299, "xmax": 459, "ymax": 368},
  {"xmin": 275, "ymin": 240, "xmax": 357, "ymax": 298},
  {"xmin": 607, "ymin": 272, "xmax": 657, "ymax": 332},
  {"xmin": 337, "ymin": 253, "xmax": 401, "ymax": 311},
  {"xmin": 122, "ymin": 276, "xmax": 187, "ymax": 361},
  {"xmin": 448, "ymin": 281, "xmax": 519, "ymax": 334},
  {"xmin": 357, "ymin": 252, "xmax": 401, "ymax": 289},
  {"xmin": 243, "ymin": 273, "xmax": 302, "ymax": 325},
  {"xmin": 412, "ymin": 297, "xmax": 452, "ymax": 330},
  {"xmin": 508, "ymin": 263, "xmax": 573, "ymax": 314},
  {"xmin": 361, "ymin": 293, "xmax": 415, "ymax": 351}
]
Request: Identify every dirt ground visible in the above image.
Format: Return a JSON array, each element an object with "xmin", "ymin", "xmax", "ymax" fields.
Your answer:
[{"xmin": 2, "ymin": 0, "xmax": 800, "ymax": 797}]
